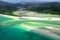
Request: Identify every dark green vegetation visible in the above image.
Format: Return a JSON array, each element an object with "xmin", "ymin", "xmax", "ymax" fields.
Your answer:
[
  {"xmin": 26, "ymin": 2, "xmax": 60, "ymax": 15},
  {"xmin": 0, "ymin": 1, "xmax": 60, "ymax": 15},
  {"xmin": 0, "ymin": 6, "xmax": 17, "ymax": 15}
]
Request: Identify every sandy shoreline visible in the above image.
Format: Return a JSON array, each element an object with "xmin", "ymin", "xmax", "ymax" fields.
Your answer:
[{"xmin": 0, "ymin": 14, "xmax": 60, "ymax": 21}]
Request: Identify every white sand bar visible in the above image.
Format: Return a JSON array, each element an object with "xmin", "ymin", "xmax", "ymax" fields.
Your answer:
[{"xmin": 0, "ymin": 14, "xmax": 60, "ymax": 21}]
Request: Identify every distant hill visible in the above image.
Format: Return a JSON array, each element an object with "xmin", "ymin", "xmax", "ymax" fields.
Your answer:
[
  {"xmin": 0, "ymin": 1, "xmax": 46, "ymax": 8},
  {"xmin": 26, "ymin": 2, "xmax": 60, "ymax": 14},
  {"xmin": 0, "ymin": 1, "xmax": 60, "ymax": 15},
  {"xmin": 0, "ymin": 1, "xmax": 14, "ymax": 6}
]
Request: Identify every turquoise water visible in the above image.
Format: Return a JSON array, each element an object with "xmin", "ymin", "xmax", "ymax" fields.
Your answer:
[
  {"xmin": 0, "ymin": 16, "xmax": 13, "ymax": 22},
  {"xmin": 0, "ymin": 25, "xmax": 60, "ymax": 40},
  {"xmin": 0, "ymin": 16, "xmax": 60, "ymax": 40}
]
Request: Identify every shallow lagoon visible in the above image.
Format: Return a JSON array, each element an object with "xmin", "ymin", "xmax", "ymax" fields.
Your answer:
[{"xmin": 0, "ymin": 16, "xmax": 60, "ymax": 40}]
